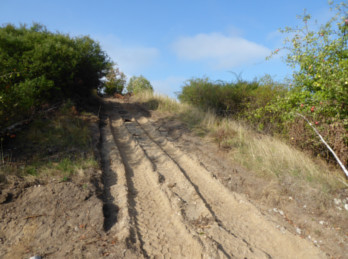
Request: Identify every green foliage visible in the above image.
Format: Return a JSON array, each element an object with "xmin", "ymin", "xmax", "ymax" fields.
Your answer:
[
  {"xmin": 127, "ymin": 75, "xmax": 153, "ymax": 94},
  {"xmin": 255, "ymin": 1, "xmax": 348, "ymax": 165},
  {"xmin": 178, "ymin": 76, "xmax": 287, "ymax": 117},
  {"xmin": 0, "ymin": 23, "xmax": 112, "ymax": 129},
  {"xmin": 104, "ymin": 66, "xmax": 126, "ymax": 95},
  {"xmin": 265, "ymin": 1, "xmax": 347, "ymax": 122}
]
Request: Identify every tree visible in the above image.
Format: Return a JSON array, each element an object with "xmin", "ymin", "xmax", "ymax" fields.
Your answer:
[
  {"xmin": 127, "ymin": 75, "xmax": 153, "ymax": 94},
  {"xmin": 0, "ymin": 23, "xmax": 112, "ymax": 129},
  {"xmin": 268, "ymin": 1, "xmax": 348, "ymax": 120},
  {"xmin": 104, "ymin": 66, "xmax": 126, "ymax": 95},
  {"xmin": 260, "ymin": 1, "xmax": 348, "ymax": 165}
]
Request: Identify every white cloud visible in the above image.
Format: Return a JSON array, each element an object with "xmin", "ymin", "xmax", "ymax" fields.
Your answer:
[
  {"xmin": 94, "ymin": 34, "xmax": 160, "ymax": 76},
  {"xmin": 172, "ymin": 33, "xmax": 270, "ymax": 69}
]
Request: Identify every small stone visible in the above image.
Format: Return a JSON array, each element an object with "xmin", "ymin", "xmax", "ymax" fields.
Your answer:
[
  {"xmin": 29, "ymin": 256, "xmax": 42, "ymax": 259},
  {"xmin": 276, "ymin": 225, "xmax": 286, "ymax": 233},
  {"xmin": 273, "ymin": 208, "xmax": 278, "ymax": 213},
  {"xmin": 296, "ymin": 227, "xmax": 301, "ymax": 235},
  {"xmin": 334, "ymin": 198, "xmax": 342, "ymax": 205},
  {"xmin": 344, "ymin": 204, "xmax": 348, "ymax": 211},
  {"xmin": 319, "ymin": 221, "xmax": 324, "ymax": 225},
  {"xmin": 308, "ymin": 235, "xmax": 311, "ymax": 239},
  {"xmin": 288, "ymin": 196, "xmax": 293, "ymax": 201},
  {"xmin": 303, "ymin": 205, "xmax": 307, "ymax": 209},
  {"xmin": 278, "ymin": 210, "xmax": 284, "ymax": 216}
]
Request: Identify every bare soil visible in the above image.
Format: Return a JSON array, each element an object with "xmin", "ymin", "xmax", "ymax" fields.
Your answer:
[{"xmin": 0, "ymin": 97, "xmax": 346, "ymax": 258}]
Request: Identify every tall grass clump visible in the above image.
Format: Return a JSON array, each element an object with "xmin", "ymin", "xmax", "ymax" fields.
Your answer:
[
  {"xmin": 134, "ymin": 90, "xmax": 185, "ymax": 114},
  {"xmin": 225, "ymin": 121, "xmax": 343, "ymax": 189}
]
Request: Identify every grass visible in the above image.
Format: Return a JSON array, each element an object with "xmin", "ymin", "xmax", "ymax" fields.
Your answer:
[
  {"xmin": 0, "ymin": 100, "xmax": 98, "ymax": 184},
  {"xmin": 134, "ymin": 91, "xmax": 346, "ymax": 191},
  {"xmin": 134, "ymin": 90, "xmax": 184, "ymax": 113}
]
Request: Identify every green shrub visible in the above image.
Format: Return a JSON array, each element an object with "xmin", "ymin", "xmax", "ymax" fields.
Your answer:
[
  {"xmin": 264, "ymin": 2, "xmax": 347, "ymax": 121},
  {"xmin": 127, "ymin": 75, "xmax": 153, "ymax": 94},
  {"xmin": 0, "ymin": 23, "xmax": 112, "ymax": 129},
  {"xmin": 178, "ymin": 76, "xmax": 286, "ymax": 117},
  {"xmin": 104, "ymin": 66, "xmax": 126, "ymax": 95},
  {"xmin": 252, "ymin": 1, "xmax": 348, "ymax": 165}
]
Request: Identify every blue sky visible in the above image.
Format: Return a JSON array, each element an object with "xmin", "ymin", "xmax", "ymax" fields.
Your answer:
[{"xmin": 0, "ymin": 0, "xmax": 334, "ymax": 97}]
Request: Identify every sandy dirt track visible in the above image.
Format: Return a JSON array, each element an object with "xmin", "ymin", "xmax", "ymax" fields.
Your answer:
[
  {"xmin": 100, "ymin": 98, "xmax": 326, "ymax": 258},
  {"xmin": 0, "ymin": 97, "xmax": 333, "ymax": 258}
]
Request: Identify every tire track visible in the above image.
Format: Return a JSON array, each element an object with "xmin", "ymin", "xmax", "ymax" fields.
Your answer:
[
  {"xmin": 99, "ymin": 108, "xmax": 132, "ymax": 242},
  {"xmin": 106, "ymin": 101, "xmax": 207, "ymax": 258},
  {"xmin": 102, "ymin": 99, "xmax": 325, "ymax": 258},
  {"xmin": 121, "ymin": 113, "xmax": 269, "ymax": 258},
  {"xmin": 127, "ymin": 103, "xmax": 325, "ymax": 259}
]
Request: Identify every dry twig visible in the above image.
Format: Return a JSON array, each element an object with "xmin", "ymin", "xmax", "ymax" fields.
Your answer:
[{"xmin": 296, "ymin": 113, "xmax": 348, "ymax": 178}]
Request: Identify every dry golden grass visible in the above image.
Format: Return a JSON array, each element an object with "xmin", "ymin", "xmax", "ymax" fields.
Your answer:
[
  {"xmin": 133, "ymin": 90, "xmax": 184, "ymax": 113},
  {"xmin": 134, "ymin": 91, "xmax": 346, "ymax": 191}
]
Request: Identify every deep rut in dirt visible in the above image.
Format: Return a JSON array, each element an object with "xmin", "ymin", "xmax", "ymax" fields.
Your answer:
[
  {"xmin": 99, "ymin": 98, "xmax": 327, "ymax": 258},
  {"xmin": 99, "ymin": 114, "xmax": 118, "ymax": 232},
  {"xmin": 120, "ymin": 109, "xmax": 270, "ymax": 258},
  {"xmin": 105, "ymin": 102, "xmax": 207, "ymax": 258}
]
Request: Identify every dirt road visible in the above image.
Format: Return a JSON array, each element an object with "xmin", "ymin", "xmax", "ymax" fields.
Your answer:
[
  {"xmin": 100, "ymin": 98, "xmax": 325, "ymax": 258},
  {"xmin": 0, "ymin": 97, "xmax": 333, "ymax": 258}
]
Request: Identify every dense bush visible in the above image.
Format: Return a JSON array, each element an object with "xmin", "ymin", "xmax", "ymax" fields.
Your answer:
[
  {"xmin": 104, "ymin": 66, "xmax": 126, "ymax": 95},
  {"xmin": 178, "ymin": 76, "xmax": 287, "ymax": 117},
  {"xmin": 0, "ymin": 23, "xmax": 112, "ymax": 129},
  {"xmin": 255, "ymin": 2, "xmax": 348, "ymax": 165},
  {"xmin": 127, "ymin": 75, "xmax": 153, "ymax": 94}
]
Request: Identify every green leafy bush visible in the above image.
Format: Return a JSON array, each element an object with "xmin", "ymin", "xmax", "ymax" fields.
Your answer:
[
  {"xmin": 0, "ymin": 23, "xmax": 112, "ymax": 129},
  {"xmin": 265, "ymin": 2, "xmax": 347, "ymax": 120},
  {"xmin": 178, "ymin": 76, "xmax": 286, "ymax": 117},
  {"xmin": 252, "ymin": 2, "xmax": 348, "ymax": 165},
  {"xmin": 104, "ymin": 66, "xmax": 126, "ymax": 95},
  {"xmin": 127, "ymin": 75, "xmax": 153, "ymax": 94}
]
